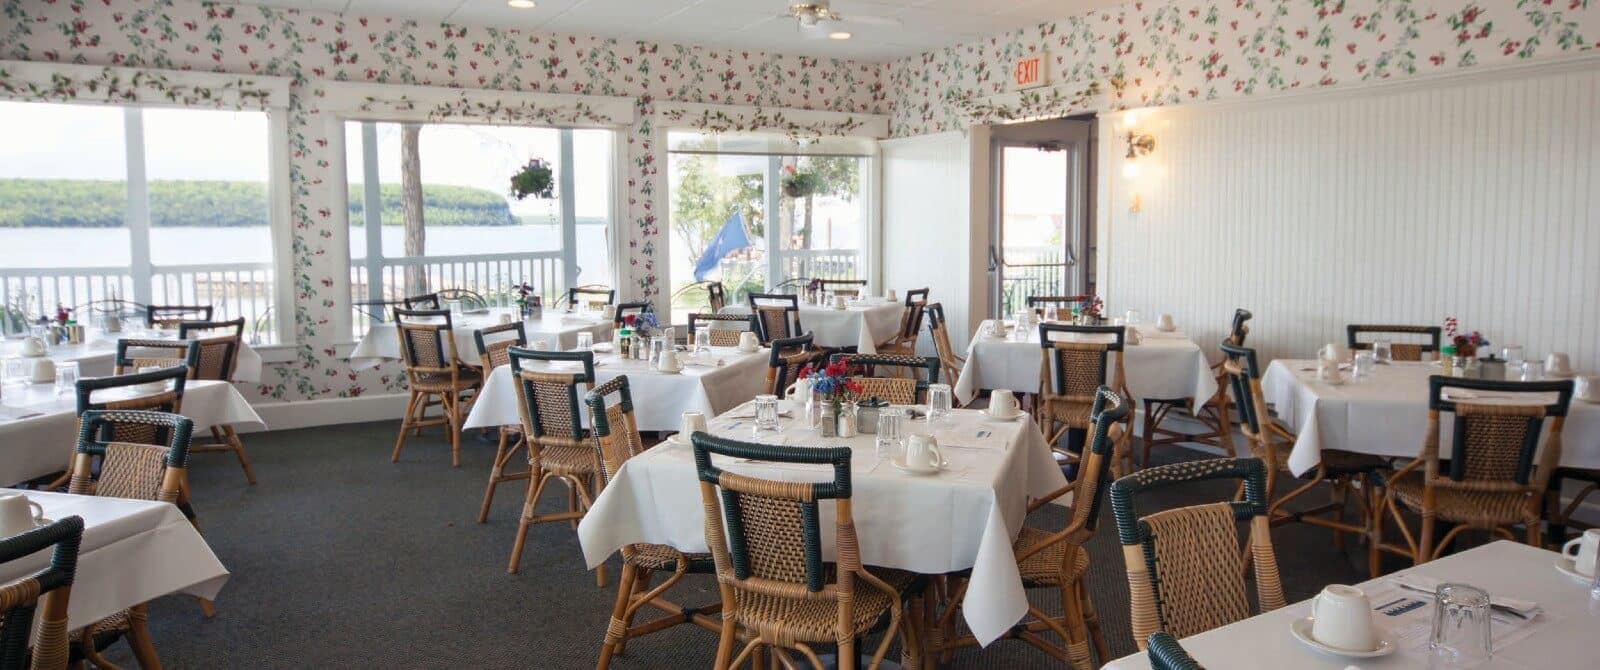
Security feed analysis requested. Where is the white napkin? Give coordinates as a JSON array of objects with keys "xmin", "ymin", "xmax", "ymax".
[{"xmin": 1390, "ymin": 573, "xmax": 1541, "ymax": 617}]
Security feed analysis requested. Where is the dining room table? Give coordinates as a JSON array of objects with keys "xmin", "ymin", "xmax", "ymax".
[
  {"xmin": 3, "ymin": 328, "xmax": 265, "ymax": 382},
  {"xmin": 953, "ymin": 320, "xmax": 1217, "ymax": 408},
  {"xmin": 1103, "ymin": 540, "xmax": 1600, "ymax": 669},
  {"xmin": 576, "ymin": 403, "xmax": 1066, "ymax": 647},
  {"xmin": 0, "ymin": 489, "xmax": 230, "ymax": 630},
  {"xmin": 0, "ymin": 378, "xmax": 265, "ymax": 485},
  {"xmin": 1260, "ymin": 360, "xmax": 1600, "ymax": 476},
  {"xmin": 721, "ymin": 298, "xmax": 904, "ymax": 353},
  {"xmin": 462, "ymin": 344, "xmax": 773, "ymax": 432},
  {"xmin": 347, "ymin": 307, "xmax": 614, "ymax": 370}
]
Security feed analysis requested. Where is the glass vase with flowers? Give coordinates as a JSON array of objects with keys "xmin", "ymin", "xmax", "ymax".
[{"xmin": 800, "ymin": 360, "xmax": 864, "ymax": 437}]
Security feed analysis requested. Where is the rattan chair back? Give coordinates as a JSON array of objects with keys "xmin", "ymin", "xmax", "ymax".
[
  {"xmin": 175, "ymin": 318, "xmax": 246, "ymax": 381},
  {"xmin": 68, "ymin": 410, "xmax": 193, "ymax": 505},
  {"xmin": 402, "ymin": 293, "xmax": 441, "ymax": 310},
  {"xmin": 1146, "ymin": 632, "xmax": 1205, "ymax": 670},
  {"xmin": 1109, "ymin": 458, "xmax": 1284, "ymax": 647},
  {"xmin": 1039, "ymin": 323, "xmax": 1125, "ymax": 402},
  {"xmin": 1218, "ymin": 343, "xmax": 1284, "ymax": 469},
  {"xmin": 924, "ymin": 303, "xmax": 963, "ymax": 385},
  {"xmin": 584, "ymin": 376, "xmax": 644, "ymax": 486},
  {"xmin": 113, "ymin": 338, "xmax": 200, "ymax": 376},
  {"xmin": 705, "ymin": 281, "xmax": 727, "ymax": 313},
  {"xmin": 765, "ymin": 333, "xmax": 821, "ymax": 395},
  {"xmin": 77, "ymin": 366, "xmax": 190, "ymax": 449},
  {"xmin": 807, "ymin": 279, "xmax": 867, "ymax": 301},
  {"xmin": 177, "ymin": 318, "xmax": 245, "ymax": 340},
  {"xmin": 1224, "ymin": 309, "xmax": 1252, "ymax": 347},
  {"xmin": 393, "ymin": 307, "xmax": 465, "ymax": 381},
  {"xmin": 509, "ymin": 348, "xmax": 596, "ymax": 451},
  {"xmin": 145, "ymin": 305, "xmax": 212, "ymax": 329},
  {"xmin": 1345, "ymin": 324, "xmax": 1442, "ymax": 361},
  {"xmin": 613, "ymin": 302, "xmax": 652, "ymax": 327},
  {"xmin": 828, "ymin": 353, "xmax": 940, "ymax": 405},
  {"xmin": 1425, "ymin": 376, "xmax": 1573, "ymax": 492},
  {"xmin": 473, "ymin": 321, "xmax": 528, "ymax": 371},
  {"xmin": 1069, "ymin": 388, "xmax": 1129, "ymax": 536},
  {"xmin": 568, "ymin": 285, "xmax": 616, "ymax": 310},
  {"xmin": 747, "ymin": 293, "xmax": 801, "ymax": 345},
  {"xmin": 892, "ymin": 295, "xmax": 928, "ymax": 343},
  {"xmin": 0, "ymin": 516, "xmax": 84, "ymax": 670},
  {"xmin": 688, "ymin": 312, "xmax": 755, "ymax": 348}
]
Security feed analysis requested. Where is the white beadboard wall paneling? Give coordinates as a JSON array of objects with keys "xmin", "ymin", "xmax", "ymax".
[
  {"xmin": 881, "ymin": 131, "xmax": 974, "ymax": 353},
  {"xmin": 1101, "ymin": 65, "xmax": 1599, "ymax": 373}
]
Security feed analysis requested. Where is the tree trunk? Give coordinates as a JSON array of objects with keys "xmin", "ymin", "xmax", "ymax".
[{"xmin": 400, "ymin": 123, "xmax": 427, "ymax": 297}]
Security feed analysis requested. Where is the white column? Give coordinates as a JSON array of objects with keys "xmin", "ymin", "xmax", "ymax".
[
  {"xmin": 559, "ymin": 129, "xmax": 578, "ymax": 290},
  {"xmin": 123, "ymin": 107, "xmax": 153, "ymax": 306}
]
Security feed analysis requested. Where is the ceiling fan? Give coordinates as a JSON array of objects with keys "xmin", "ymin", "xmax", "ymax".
[{"xmin": 781, "ymin": 2, "xmax": 901, "ymax": 40}]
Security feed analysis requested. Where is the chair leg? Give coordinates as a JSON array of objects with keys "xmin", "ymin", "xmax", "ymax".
[
  {"xmin": 1140, "ymin": 399, "xmax": 1156, "ymax": 467},
  {"xmin": 1080, "ymin": 581, "xmax": 1108, "ymax": 664},
  {"xmin": 713, "ymin": 617, "xmax": 740, "ymax": 670},
  {"xmin": 1058, "ymin": 585, "xmax": 1093, "ymax": 670},
  {"xmin": 444, "ymin": 392, "xmax": 462, "ymax": 468},
  {"xmin": 1417, "ymin": 512, "xmax": 1436, "ymax": 566},
  {"xmin": 221, "ymin": 425, "xmax": 256, "ymax": 485},
  {"xmin": 478, "ymin": 430, "xmax": 515, "ymax": 523},
  {"xmin": 127, "ymin": 604, "xmax": 162, "ymax": 670},
  {"xmin": 196, "ymin": 597, "xmax": 215, "ymax": 618},
  {"xmin": 1368, "ymin": 485, "xmax": 1384, "ymax": 577},
  {"xmin": 391, "ymin": 391, "xmax": 420, "ymax": 463},
  {"xmin": 597, "ymin": 563, "xmax": 641, "ymax": 670},
  {"xmin": 508, "ymin": 471, "xmax": 548, "ymax": 574}
]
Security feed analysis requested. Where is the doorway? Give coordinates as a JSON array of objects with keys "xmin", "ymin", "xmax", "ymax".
[{"xmin": 988, "ymin": 117, "xmax": 1096, "ymax": 318}]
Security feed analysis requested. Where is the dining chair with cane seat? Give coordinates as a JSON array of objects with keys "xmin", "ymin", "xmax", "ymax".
[
  {"xmin": 1546, "ymin": 466, "xmax": 1600, "ymax": 547},
  {"xmin": 937, "ymin": 387, "xmax": 1129, "ymax": 668},
  {"xmin": 176, "ymin": 318, "xmax": 245, "ymax": 341},
  {"xmin": 1140, "ymin": 309, "xmax": 1249, "ymax": 467},
  {"xmin": 806, "ymin": 278, "xmax": 867, "ymax": 302},
  {"xmin": 691, "ymin": 433, "xmax": 925, "ymax": 670},
  {"xmin": 704, "ymin": 281, "xmax": 727, "ymax": 313},
  {"xmin": 68, "ymin": 410, "xmax": 195, "ymax": 669},
  {"xmin": 1146, "ymin": 632, "xmax": 1205, "ymax": 670},
  {"xmin": 1026, "ymin": 295, "xmax": 1091, "ymax": 320},
  {"xmin": 765, "ymin": 333, "xmax": 823, "ymax": 396},
  {"xmin": 1346, "ymin": 324, "xmax": 1443, "ymax": 361},
  {"xmin": 391, "ymin": 308, "xmax": 483, "ymax": 468},
  {"xmin": 49, "ymin": 365, "xmax": 194, "ymax": 492},
  {"xmin": 402, "ymin": 293, "xmax": 440, "ymax": 310},
  {"xmin": 144, "ymin": 305, "xmax": 211, "ymax": 330},
  {"xmin": 0, "ymin": 515, "xmax": 83, "ymax": 670},
  {"xmin": 473, "ymin": 322, "xmax": 529, "ymax": 524},
  {"xmin": 827, "ymin": 353, "xmax": 940, "ymax": 406},
  {"xmin": 568, "ymin": 285, "xmax": 616, "ymax": 310},
  {"xmin": 174, "ymin": 319, "xmax": 256, "ymax": 485},
  {"xmin": 505, "ymin": 348, "xmax": 603, "ymax": 582},
  {"xmin": 687, "ymin": 313, "xmax": 756, "ymax": 348},
  {"xmin": 1220, "ymin": 343, "xmax": 1385, "ymax": 558},
  {"xmin": 587, "ymin": 376, "xmax": 721, "ymax": 669},
  {"xmin": 1110, "ymin": 457, "xmax": 1286, "ymax": 650},
  {"xmin": 875, "ymin": 289, "xmax": 927, "ymax": 357},
  {"xmin": 747, "ymin": 293, "xmax": 803, "ymax": 346},
  {"xmin": 1038, "ymin": 323, "xmax": 1134, "ymax": 476},
  {"xmin": 924, "ymin": 303, "xmax": 964, "ymax": 392},
  {"xmin": 1374, "ymin": 375, "xmax": 1574, "ymax": 567},
  {"xmin": 112, "ymin": 339, "xmax": 200, "ymax": 376},
  {"xmin": 613, "ymin": 302, "xmax": 652, "ymax": 327}
]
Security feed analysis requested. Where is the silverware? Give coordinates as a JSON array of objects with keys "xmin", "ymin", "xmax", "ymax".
[{"xmin": 1391, "ymin": 581, "xmax": 1530, "ymax": 620}]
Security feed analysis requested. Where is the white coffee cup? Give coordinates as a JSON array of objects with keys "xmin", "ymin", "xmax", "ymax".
[
  {"xmin": 1309, "ymin": 584, "xmax": 1378, "ymax": 652},
  {"xmin": 902, "ymin": 434, "xmax": 943, "ymax": 473},
  {"xmin": 30, "ymin": 359, "xmax": 55, "ymax": 384},
  {"xmin": 783, "ymin": 377, "xmax": 813, "ymax": 403},
  {"xmin": 600, "ymin": 305, "xmax": 617, "ymax": 321},
  {"xmin": 886, "ymin": 290, "xmax": 898, "ymax": 303},
  {"xmin": 656, "ymin": 348, "xmax": 682, "ymax": 373},
  {"xmin": 1156, "ymin": 313, "xmax": 1176, "ymax": 332},
  {"xmin": 832, "ymin": 295, "xmax": 847, "ymax": 310},
  {"xmin": 1574, "ymin": 375, "xmax": 1599, "ymax": 402},
  {"xmin": 678, "ymin": 411, "xmax": 707, "ymax": 443},
  {"xmin": 530, "ymin": 340, "xmax": 551, "ymax": 351},
  {"xmin": 498, "ymin": 312, "xmax": 515, "ymax": 325},
  {"xmin": 737, "ymin": 332, "xmax": 760, "ymax": 352},
  {"xmin": 988, "ymin": 389, "xmax": 1019, "ymax": 418},
  {"xmin": 1545, "ymin": 352, "xmax": 1574, "ymax": 377},
  {"xmin": 19, "ymin": 336, "xmax": 47, "ymax": 357},
  {"xmin": 0, "ymin": 492, "xmax": 45, "ymax": 537},
  {"xmin": 1562, "ymin": 528, "xmax": 1600, "ymax": 577}
]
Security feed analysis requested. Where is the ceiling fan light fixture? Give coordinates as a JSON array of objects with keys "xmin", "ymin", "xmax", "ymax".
[{"xmin": 506, "ymin": 0, "xmax": 536, "ymax": 8}]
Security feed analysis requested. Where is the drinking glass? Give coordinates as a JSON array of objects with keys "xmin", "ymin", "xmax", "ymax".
[
  {"xmin": 649, "ymin": 336, "xmax": 667, "ymax": 365},
  {"xmin": 1352, "ymin": 351, "xmax": 1377, "ymax": 381},
  {"xmin": 1502, "ymin": 345, "xmax": 1524, "ymax": 367},
  {"xmin": 1124, "ymin": 310, "xmax": 1141, "ymax": 325},
  {"xmin": 1373, "ymin": 339, "xmax": 1394, "ymax": 365},
  {"xmin": 753, "ymin": 395, "xmax": 781, "ymax": 432},
  {"xmin": 1428, "ymin": 583, "xmax": 1492, "ymax": 668},
  {"xmin": 875, "ymin": 408, "xmax": 905, "ymax": 460},
  {"xmin": 575, "ymin": 332, "xmax": 594, "ymax": 352},
  {"xmin": 927, "ymin": 383, "xmax": 953, "ymax": 425},
  {"xmin": 1520, "ymin": 361, "xmax": 1543, "ymax": 382},
  {"xmin": 694, "ymin": 329, "xmax": 711, "ymax": 354},
  {"xmin": 54, "ymin": 361, "xmax": 79, "ymax": 397}
]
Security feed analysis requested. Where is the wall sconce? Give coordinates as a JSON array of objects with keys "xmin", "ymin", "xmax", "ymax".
[{"xmin": 1122, "ymin": 128, "xmax": 1155, "ymax": 214}]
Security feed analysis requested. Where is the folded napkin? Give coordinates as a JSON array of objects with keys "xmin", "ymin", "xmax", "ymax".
[{"xmin": 1390, "ymin": 573, "xmax": 1541, "ymax": 617}]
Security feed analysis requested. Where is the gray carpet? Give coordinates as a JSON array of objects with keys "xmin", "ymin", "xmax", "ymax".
[{"xmin": 100, "ymin": 419, "xmax": 1385, "ymax": 668}]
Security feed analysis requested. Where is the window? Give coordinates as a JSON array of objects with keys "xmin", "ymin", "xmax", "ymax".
[
  {"xmin": 0, "ymin": 100, "xmax": 278, "ymax": 341},
  {"xmin": 345, "ymin": 121, "xmax": 615, "ymax": 336},
  {"xmin": 666, "ymin": 132, "xmax": 870, "ymax": 324}
]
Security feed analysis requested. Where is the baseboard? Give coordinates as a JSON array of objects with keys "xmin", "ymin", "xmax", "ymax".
[{"xmin": 242, "ymin": 393, "xmax": 410, "ymax": 433}]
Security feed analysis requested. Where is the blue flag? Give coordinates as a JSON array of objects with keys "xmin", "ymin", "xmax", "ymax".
[{"xmin": 693, "ymin": 210, "xmax": 751, "ymax": 282}]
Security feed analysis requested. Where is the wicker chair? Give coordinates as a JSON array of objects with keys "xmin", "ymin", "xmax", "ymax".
[
  {"xmin": 806, "ymin": 279, "xmax": 867, "ymax": 302},
  {"xmin": 875, "ymin": 288, "xmax": 927, "ymax": 357},
  {"xmin": 1110, "ymin": 458, "xmax": 1286, "ymax": 649},
  {"xmin": 568, "ymin": 285, "xmax": 616, "ymax": 310},
  {"xmin": 68, "ymin": 410, "xmax": 196, "ymax": 669},
  {"xmin": 688, "ymin": 313, "xmax": 756, "ymax": 348},
  {"xmin": 1140, "ymin": 309, "xmax": 1248, "ymax": 466},
  {"xmin": 1146, "ymin": 632, "xmax": 1205, "ymax": 670},
  {"xmin": 1027, "ymin": 296, "xmax": 1091, "ymax": 320},
  {"xmin": 505, "ymin": 348, "xmax": 603, "ymax": 580},
  {"xmin": 1037, "ymin": 324, "xmax": 1133, "ymax": 476},
  {"xmin": 765, "ymin": 333, "xmax": 823, "ymax": 396},
  {"xmin": 613, "ymin": 302, "xmax": 651, "ymax": 327},
  {"xmin": 587, "ymin": 376, "xmax": 721, "ymax": 669},
  {"xmin": 473, "ymin": 322, "xmax": 530, "ymax": 524},
  {"xmin": 112, "ymin": 338, "xmax": 200, "ymax": 376},
  {"xmin": 938, "ymin": 387, "xmax": 1128, "ymax": 668},
  {"xmin": 175, "ymin": 319, "xmax": 256, "ymax": 485},
  {"xmin": 402, "ymin": 293, "xmax": 440, "ymax": 310},
  {"xmin": 747, "ymin": 293, "xmax": 802, "ymax": 346},
  {"xmin": 690, "ymin": 433, "xmax": 924, "ymax": 670},
  {"xmin": 924, "ymin": 303, "xmax": 965, "ymax": 392},
  {"xmin": 1546, "ymin": 466, "xmax": 1600, "ymax": 547},
  {"xmin": 828, "ymin": 353, "xmax": 940, "ymax": 406},
  {"xmin": 176, "ymin": 318, "xmax": 245, "ymax": 340},
  {"xmin": 144, "ymin": 305, "xmax": 211, "ymax": 329},
  {"xmin": 390, "ymin": 308, "xmax": 483, "ymax": 468},
  {"xmin": 1374, "ymin": 376, "xmax": 1574, "ymax": 566},
  {"xmin": 76, "ymin": 366, "xmax": 190, "ymax": 443},
  {"xmin": 1346, "ymin": 324, "xmax": 1443, "ymax": 361},
  {"xmin": 1221, "ymin": 343, "xmax": 1385, "ymax": 558},
  {"xmin": 0, "ymin": 516, "xmax": 83, "ymax": 670},
  {"xmin": 704, "ymin": 281, "xmax": 727, "ymax": 313}
]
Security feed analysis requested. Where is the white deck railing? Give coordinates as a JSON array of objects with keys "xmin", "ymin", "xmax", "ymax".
[
  {"xmin": 350, "ymin": 251, "xmax": 565, "ymax": 335},
  {"xmin": 2, "ymin": 263, "xmax": 277, "ymax": 342}
]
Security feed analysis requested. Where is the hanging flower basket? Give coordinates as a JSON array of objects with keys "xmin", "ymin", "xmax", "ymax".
[
  {"xmin": 509, "ymin": 158, "xmax": 555, "ymax": 200},
  {"xmin": 781, "ymin": 171, "xmax": 824, "ymax": 198}
]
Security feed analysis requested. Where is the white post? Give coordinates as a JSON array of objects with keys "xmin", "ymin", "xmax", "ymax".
[
  {"xmin": 559, "ymin": 129, "xmax": 578, "ymax": 291},
  {"xmin": 361, "ymin": 122, "xmax": 384, "ymax": 306},
  {"xmin": 124, "ymin": 107, "xmax": 153, "ymax": 307},
  {"xmin": 764, "ymin": 156, "xmax": 782, "ymax": 290}
]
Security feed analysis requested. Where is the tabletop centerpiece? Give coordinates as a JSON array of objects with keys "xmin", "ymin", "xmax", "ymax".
[
  {"xmin": 1442, "ymin": 316, "xmax": 1489, "ymax": 374},
  {"xmin": 621, "ymin": 312, "xmax": 663, "ymax": 362},
  {"xmin": 800, "ymin": 359, "xmax": 864, "ymax": 438},
  {"xmin": 512, "ymin": 282, "xmax": 542, "ymax": 319}
]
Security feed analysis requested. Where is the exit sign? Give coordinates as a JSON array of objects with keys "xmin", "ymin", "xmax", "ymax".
[{"xmin": 1013, "ymin": 55, "xmax": 1047, "ymax": 90}]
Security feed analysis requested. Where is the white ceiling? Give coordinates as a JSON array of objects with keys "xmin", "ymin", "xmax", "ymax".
[{"xmin": 227, "ymin": 0, "xmax": 1124, "ymax": 61}]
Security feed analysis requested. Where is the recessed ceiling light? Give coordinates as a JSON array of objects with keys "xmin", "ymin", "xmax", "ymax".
[
  {"xmin": 828, "ymin": 31, "xmax": 852, "ymax": 40},
  {"xmin": 507, "ymin": 0, "xmax": 536, "ymax": 8}
]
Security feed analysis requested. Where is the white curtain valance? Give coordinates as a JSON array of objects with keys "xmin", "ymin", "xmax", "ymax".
[
  {"xmin": 0, "ymin": 60, "xmax": 292, "ymax": 110},
  {"xmin": 321, "ymin": 81, "xmax": 635, "ymax": 128},
  {"xmin": 656, "ymin": 102, "xmax": 887, "ymax": 155}
]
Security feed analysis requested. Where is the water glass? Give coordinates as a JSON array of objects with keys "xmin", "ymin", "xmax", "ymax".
[
  {"xmin": 1124, "ymin": 310, "xmax": 1141, "ymax": 325},
  {"xmin": 1373, "ymin": 339, "xmax": 1394, "ymax": 364},
  {"xmin": 875, "ymin": 408, "xmax": 905, "ymax": 460},
  {"xmin": 753, "ymin": 394, "xmax": 781, "ymax": 432},
  {"xmin": 1501, "ymin": 345, "xmax": 1524, "ymax": 367},
  {"xmin": 1520, "ymin": 361, "xmax": 1543, "ymax": 382},
  {"xmin": 927, "ymin": 383, "xmax": 953, "ymax": 425},
  {"xmin": 575, "ymin": 331, "xmax": 594, "ymax": 351},
  {"xmin": 694, "ymin": 329, "xmax": 711, "ymax": 354},
  {"xmin": 1428, "ymin": 583, "xmax": 1492, "ymax": 668},
  {"xmin": 1352, "ymin": 351, "xmax": 1377, "ymax": 381},
  {"xmin": 54, "ymin": 361, "xmax": 79, "ymax": 397}
]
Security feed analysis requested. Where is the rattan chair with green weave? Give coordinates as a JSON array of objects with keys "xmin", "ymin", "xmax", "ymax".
[
  {"xmin": 937, "ymin": 386, "xmax": 1129, "ymax": 668},
  {"xmin": 924, "ymin": 303, "xmax": 965, "ymax": 392},
  {"xmin": 1038, "ymin": 323, "xmax": 1134, "ymax": 476},
  {"xmin": 1374, "ymin": 375, "xmax": 1574, "ymax": 567},
  {"xmin": 1146, "ymin": 632, "xmax": 1205, "ymax": 670},
  {"xmin": 874, "ymin": 288, "xmax": 927, "ymax": 356},
  {"xmin": 391, "ymin": 307, "xmax": 483, "ymax": 467},
  {"xmin": 1140, "ymin": 309, "xmax": 1248, "ymax": 467},
  {"xmin": 176, "ymin": 318, "xmax": 256, "ymax": 485},
  {"xmin": 0, "ymin": 515, "xmax": 83, "ymax": 670},
  {"xmin": 68, "ymin": 410, "xmax": 195, "ymax": 669},
  {"xmin": 827, "ymin": 353, "xmax": 940, "ymax": 406},
  {"xmin": 1110, "ymin": 457, "xmax": 1286, "ymax": 651},
  {"xmin": 1345, "ymin": 324, "xmax": 1442, "ymax": 361},
  {"xmin": 505, "ymin": 347, "xmax": 603, "ymax": 582},
  {"xmin": 764, "ymin": 333, "xmax": 822, "ymax": 396},
  {"xmin": 687, "ymin": 312, "xmax": 756, "ymax": 348},
  {"xmin": 112, "ymin": 338, "xmax": 200, "ymax": 376},
  {"xmin": 587, "ymin": 376, "xmax": 721, "ymax": 669},
  {"xmin": 474, "ymin": 321, "xmax": 529, "ymax": 524},
  {"xmin": 691, "ymin": 433, "xmax": 925, "ymax": 670}
]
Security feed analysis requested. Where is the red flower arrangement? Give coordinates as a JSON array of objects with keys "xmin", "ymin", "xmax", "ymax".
[
  {"xmin": 1443, "ymin": 316, "xmax": 1489, "ymax": 357},
  {"xmin": 799, "ymin": 360, "xmax": 864, "ymax": 404}
]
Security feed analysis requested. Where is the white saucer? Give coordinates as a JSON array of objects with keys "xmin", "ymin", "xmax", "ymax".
[
  {"xmin": 736, "ymin": 347, "xmax": 761, "ymax": 354},
  {"xmin": 982, "ymin": 409, "xmax": 1024, "ymax": 422},
  {"xmin": 655, "ymin": 367, "xmax": 683, "ymax": 375},
  {"xmin": 1546, "ymin": 370, "xmax": 1576, "ymax": 379},
  {"xmin": 1288, "ymin": 618, "xmax": 1395, "ymax": 658},
  {"xmin": 1156, "ymin": 325, "xmax": 1177, "ymax": 333},
  {"xmin": 1554, "ymin": 555, "xmax": 1595, "ymax": 584},
  {"xmin": 889, "ymin": 460, "xmax": 943, "ymax": 476}
]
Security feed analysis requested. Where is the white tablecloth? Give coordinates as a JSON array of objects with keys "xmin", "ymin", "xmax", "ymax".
[
  {"xmin": 1104, "ymin": 541, "xmax": 1595, "ymax": 669},
  {"xmin": 954, "ymin": 321, "xmax": 1217, "ymax": 407},
  {"xmin": 463, "ymin": 346, "xmax": 772, "ymax": 432},
  {"xmin": 577, "ymin": 406, "xmax": 1066, "ymax": 646},
  {"xmin": 1261, "ymin": 360, "xmax": 1600, "ymax": 476},
  {"xmin": 0, "ymin": 380, "xmax": 266, "ymax": 485},
  {"xmin": 4, "ymin": 332, "xmax": 264, "ymax": 382},
  {"xmin": 349, "ymin": 309, "xmax": 613, "ymax": 370},
  {"xmin": 723, "ymin": 300, "xmax": 903, "ymax": 353},
  {"xmin": 0, "ymin": 490, "xmax": 229, "ymax": 629}
]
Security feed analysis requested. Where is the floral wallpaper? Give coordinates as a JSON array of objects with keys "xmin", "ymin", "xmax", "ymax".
[
  {"xmin": 0, "ymin": 0, "xmax": 883, "ymax": 402},
  {"xmin": 886, "ymin": 0, "xmax": 1598, "ymax": 137}
]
